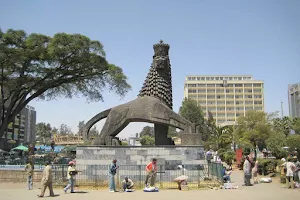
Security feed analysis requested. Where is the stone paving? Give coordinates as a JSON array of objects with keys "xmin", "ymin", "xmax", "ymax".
[{"xmin": 1, "ymin": 171, "xmax": 299, "ymax": 200}]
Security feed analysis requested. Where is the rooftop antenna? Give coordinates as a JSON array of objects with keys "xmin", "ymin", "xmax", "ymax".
[{"xmin": 281, "ymin": 101, "xmax": 284, "ymax": 118}]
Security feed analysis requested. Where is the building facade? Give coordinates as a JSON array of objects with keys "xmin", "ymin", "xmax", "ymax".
[
  {"xmin": 288, "ymin": 83, "xmax": 300, "ymax": 118},
  {"xmin": 0, "ymin": 105, "xmax": 36, "ymax": 150},
  {"xmin": 184, "ymin": 75, "xmax": 264, "ymax": 126}
]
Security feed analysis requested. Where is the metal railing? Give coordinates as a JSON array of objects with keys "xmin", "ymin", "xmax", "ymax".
[{"xmin": 0, "ymin": 162, "xmax": 223, "ymax": 189}]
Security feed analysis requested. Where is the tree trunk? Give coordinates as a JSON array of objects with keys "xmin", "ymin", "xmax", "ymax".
[{"xmin": 0, "ymin": 120, "xmax": 8, "ymax": 139}]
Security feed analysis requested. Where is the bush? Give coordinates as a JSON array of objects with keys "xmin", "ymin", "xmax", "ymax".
[{"xmin": 257, "ymin": 158, "xmax": 281, "ymax": 175}]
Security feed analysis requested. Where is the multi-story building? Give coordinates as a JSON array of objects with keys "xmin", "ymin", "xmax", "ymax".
[
  {"xmin": 288, "ymin": 83, "xmax": 300, "ymax": 118},
  {"xmin": 184, "ymin": 75, "xmax": 264, "ymax": 126},
  {"xmin": 0, "ymin": 105, "xmax": 36, "ymax": 150}
]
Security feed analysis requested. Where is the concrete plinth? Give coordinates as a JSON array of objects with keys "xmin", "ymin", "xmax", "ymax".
[{"xmin": 76, "ymin": 145, "xmax": 205, "ymax": 166}]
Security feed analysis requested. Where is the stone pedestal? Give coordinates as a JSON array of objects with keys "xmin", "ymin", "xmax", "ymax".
[
  {"xmin": 76, "ymin": 146, "xmax": 205, "ymax": 166},
  {"xmin": 154, "ymin": 124, "xmax": 173, "ymax": 145}
]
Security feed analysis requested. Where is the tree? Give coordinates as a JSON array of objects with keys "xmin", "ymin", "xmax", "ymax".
[
  {"xmin": 234, "ymin": 110, "xmax": 271, "ymax": 150},
  {"xmin": 179, "ymin": 98, "xmax": 208, "ymax": 140},
  {"xmin": 89, "ymin": 125, "xmax": 99, "ymax": 136},
  {"xmin": 168, "ymin": 126, "xmax": 178, "ymax": 138},
  {"xmin": 292, "ymin": 117, "xmax": 300, "ymax": 134},
  {"xmin": 58, "ymin": 124, "xmax": 72, "ymax": 135},
  {"xmin": 206, "ymin": 125, "xmax": 233, "ymax": 152},
  {"xmin": 140, "ymin": 135, "xmax": 155, "ymax": 146},
  {"xmin": 286, "ymin": 134, "xmax": 300, "ymax": 152},
  {"xmin": 265, "ymin": 131, "xmax": 287, "ymax": 159},
  {"xmin": 139, "ymin": 126, "xmax": 154, "ymax": 137},
  {"xmin": 0, "ymin": 29, "xmax": 131, "ymax": 140},
  {"xmin": 272, "ymin": 116, "xmax": 292, "ymax": 136},
  {"xmin": 36, "ymin": 122, "xmax": 52, "ymax": 143},
  {"xmin": 77, "ymin": 121, "xmax": 85, "ymax": 136}
]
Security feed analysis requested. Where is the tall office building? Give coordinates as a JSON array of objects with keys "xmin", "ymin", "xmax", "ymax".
[
  {"xmin": 184, "ymin": 75, "xmax": 264, "ymax": 126},
  {"xmin": 0, "ymin": 105, "xmax": 36, "ymax": 150},
  {"xmin": 288, "ymin": 83, "xmax": 300, "ymax": 118}
]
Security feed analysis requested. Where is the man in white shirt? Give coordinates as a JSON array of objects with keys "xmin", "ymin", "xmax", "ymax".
[{"xmin": 286, "ymin": 158, "xmax": 296, "ymax": 189}]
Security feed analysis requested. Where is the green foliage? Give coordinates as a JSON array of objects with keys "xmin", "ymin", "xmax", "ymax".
[
  {"xmin": 257, "ymin": 158, "xmax": 281, "ymax": 175},
  {"xmin": 286, "ymin": 134, "xmax": 300, "ymax": 152},
  {"xmin": 272, "ymin": 117, "xmax": 292, "ymax": 136},
  {"xmin": 140, "ymin": 135, "xmax": 155, "ymax": 146},
  {"xmin": 168, "ymin": 126, "xmax": 178, "ymax": 138},
  {"xmin": 206, "ymin": 125, "xmax": 233, "ymax": 151},
  {"xmin": 139, "ymin": 126, "xmax": 154, "ymax": 137},
  {"xmin": 179, "ymin": 98, "xmax": 208, "ymax": 141},
  {"xmin": 220, "ymin": 151, "xmax": 235, "ymax": 165},
  {"xmin": 36, "ymin": 122, "xmax": 56, "ymax": 144},
  {"xmin": 121, "ymin": 141, "xmax": 128, "ymax": 146},
  {"xmin": 58, "ymin": 124, "xmax": 73, "ymax": 135},
  {"xmin": 265, "ymin": 131, "xmax": 287, "ymax": 159},
  {"xmin": 0, "ymin": 28, "xmax": 131, "ymax": 139},
  {"xmin": 292, "ymin": 117, "xmax": 300, "ymax": 134},
  {"xmin": 235, "ymin": 110, "xmax": 271, "ymax": 149}
]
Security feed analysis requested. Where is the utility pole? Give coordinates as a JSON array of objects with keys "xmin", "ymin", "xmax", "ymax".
[{"xmin": 281, "ymin": 101, "xmax": 284, "ymax": 118}]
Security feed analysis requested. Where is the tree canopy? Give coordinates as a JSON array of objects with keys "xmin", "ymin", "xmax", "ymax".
[
  {"xmin": 0, "ymin": 29, "xmax": 131, "ymax": 139},
  {"xmin": 234, "ymin": 110, "xmax": 271, "ymax": 149},
  {"xmin": 179, "ymin": 98, "xmax": 209, "ymax": 140}
]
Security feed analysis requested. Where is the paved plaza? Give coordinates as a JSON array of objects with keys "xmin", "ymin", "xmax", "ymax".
[
  {"xmin": 1, "ymin": 171, "xmax": 299, "ymax": 200},
  {"xmin": 0, "ymin": 171, "xmax": 300, "ymax": 200}
]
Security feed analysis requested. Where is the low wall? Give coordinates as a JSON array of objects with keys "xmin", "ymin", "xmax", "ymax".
[
  {"xmin": 76, "ymin": 145, "xmax": 205, "ymax": 166},
  {"xmin": 0, "ymin": 170, "xmax": 43, "ymax": 183}
]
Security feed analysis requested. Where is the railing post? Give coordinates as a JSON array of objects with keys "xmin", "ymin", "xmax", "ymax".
[
  {"xmin": 160, "ymin": 165, "xmax": 163, "ymax": 188},
  {"xmin": 139, "ymin": 165, "xmax": 142, "ymax": 189},
  {"xmin": 198, "ymin": 165, "xmax": 201, "ymax": 189}
]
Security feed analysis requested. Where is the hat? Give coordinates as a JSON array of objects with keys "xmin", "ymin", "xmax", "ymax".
[{"xmin": 68, "ymin": 161, "xmax": 75, "ymax": 165}]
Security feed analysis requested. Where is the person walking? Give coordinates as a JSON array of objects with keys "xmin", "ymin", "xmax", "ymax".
[
  {"xmin": 38, "ymin": 161, "xmax": 55, "ymax": 198},
  {"xmin": 108, "ymin": 159, "xmax": 119, "ymax": 192},
  {"xmin": 64, "ymin": 161, "xmax": 77, "ymax": 193},
  {"xmin": 25, "ymin": 160, "xmax": 34, "ymax": 190},
  {"xmin": 286, "ymin": 157, "xmax": 296, "ymax": 189},
  {"xmin": 145, "ymin": 158, "xmax": 158, "ymax": 187},
  {"xmin": 243, "ymin": 156, "xmax": 252, "ymax": 186}
]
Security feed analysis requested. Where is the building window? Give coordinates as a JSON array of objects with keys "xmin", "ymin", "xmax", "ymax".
[
  {"xmin": 246, "ymin": 95, "xmax": 252, "ymax": 99},
  {"xmin": 235, "ymin": 84, "xmax": 243, "ymax": 87},
  {"xmin": 226, "ymin": 101, "xmax": 234, "ymax": 105},
  {"xmin": 188, "ymin": 84, "xmax": 197, "ymax": 87},
  {"xmin": 198, "ymin": 89, "xmax": 205, "ymax": 93},
  {"xmin": 254, "ymin": 95, "xmax": 262, "ymax": 99},
  {"xmin": 220, "ymin": 77, "xmax": 223, "ymax": 80},
  {"xmin": 216, "ymin": 84, "xmax": 223, "ymax": 87},
  {"xmin": 207, "ymin": 84, "xmax": 215, "ymax": 87},
  {"xmin": 246, "ymin": 107, "xmax": 253, "ymax": 111},
  {"xmin": 253, "ymin": 89, "xmax": 261, "ymax": 93},
  {"xmin": 247, "ymin": 89, "xmax": 252, "ymax": 93},
  {"xmin": 198, "ymin": 84, "xmax": 206, "ymax": 87},
  {"xmin": 244, "ymin": 84, "xmax": 252, "ymax": 87},
  {"xmin": 216, "ymin": 77, "xmax": 219, "ymax": 80},
  {"xmin": 238, "ymin": 77, "xmax": 242, "ymax": 80},
  {"xmin": 254, "ymin": 101, "xmax": 262, "ymax": 105},
  {"xmin": 207, "ymin": 90, "xmax": 215, "ymax": 93},
  {"xmin": 207, "ymin": 95, "xmax": 215, "ymax": 99},
  {"xmin": 201, "ymin": 77, "xmax": 205, "ymax": 80},
  {"xmin": 188, "ymin": 89, "xmax": 197, "ymax": 93},
  {"xmin": 254, "ymin": 107, "xmax": 263, "ymax": 110},
  {"xmin": 253, "ymin": 84, "xmax": 261, "ymax": 87},
  {"xmin": 229, "ymin": 77, "xmax": 233, "ymax": 80}
]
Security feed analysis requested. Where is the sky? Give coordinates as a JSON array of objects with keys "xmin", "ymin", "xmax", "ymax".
[{"xmin": 0, "ymin": 0, "xmax": 299, "ymax": 139}]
